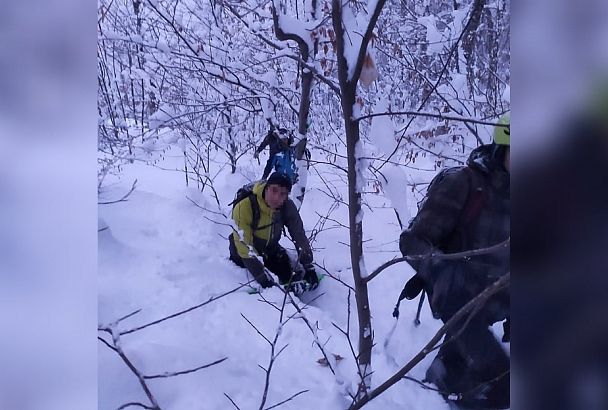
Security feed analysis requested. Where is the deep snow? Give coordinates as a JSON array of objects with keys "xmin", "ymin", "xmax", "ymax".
[{"xmin": 98, "ymin": 144, "xmax": 501, "ymax": 410}]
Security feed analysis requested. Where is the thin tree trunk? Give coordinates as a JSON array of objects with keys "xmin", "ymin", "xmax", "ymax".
[
  {"xmin": 332, "ymin": 1, "xmax": 374, "ymax": 396},
  {"xmin": 272, "ymin": 1, "xmax": 317, "ymax": 208}
]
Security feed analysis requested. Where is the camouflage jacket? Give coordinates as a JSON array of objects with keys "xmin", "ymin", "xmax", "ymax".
[{"xmin": 400, "ymin": 144, "xmax": 510, "ymax": 319}]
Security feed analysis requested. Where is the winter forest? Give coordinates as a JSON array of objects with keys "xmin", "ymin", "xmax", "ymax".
[{"xmin": 98, "ymin": 0, "xmax": 510, "ymax": 409}]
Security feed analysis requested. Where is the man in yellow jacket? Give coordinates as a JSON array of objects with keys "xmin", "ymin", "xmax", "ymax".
[{"xmin": 229, "ymin": 172, "xmax": 318, "ymax": 291}]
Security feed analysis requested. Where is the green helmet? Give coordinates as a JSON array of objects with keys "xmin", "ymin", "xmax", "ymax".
[{"xmin": 493, "ymin": 113, "xmax": 510, "ymax": 146}]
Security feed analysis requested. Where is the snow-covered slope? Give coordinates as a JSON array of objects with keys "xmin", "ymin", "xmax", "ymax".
[{"xmin": 98, "ymin": 149, "xmax": 453, "ymax": 410}]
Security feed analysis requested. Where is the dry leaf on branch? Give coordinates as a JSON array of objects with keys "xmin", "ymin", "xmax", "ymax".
[{"xmin": 317, "ymin": 353, "xmax": 344, "ymax": 366}]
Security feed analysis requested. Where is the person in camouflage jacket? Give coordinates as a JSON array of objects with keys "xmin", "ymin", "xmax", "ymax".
[
  {"xmin": 399, "ymin": 115, "xmax": 510, "ymax": 409},
  {"xmin": 229, "ymin": 172, "xmax": 318, "ymax": 291}
]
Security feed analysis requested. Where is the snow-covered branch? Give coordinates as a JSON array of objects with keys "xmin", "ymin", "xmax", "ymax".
[{"xmin": 355, "ymin": 111, "xmax": 509, "ymax": 128}]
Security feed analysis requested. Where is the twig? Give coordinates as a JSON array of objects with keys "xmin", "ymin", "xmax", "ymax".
[
  {"xmin": 365, "ymin": 238, "xmax": 509, "ymax": 283},
  {"xmin": 98, "ymin": 335, "xmax": 118, "ymax": 353},
  {"xmin": 144, "ymin": 357, "xmax": 228, "ymax": 379},
  {"xmin": 402, "ymin": 375, "xmax": 443, "ymax": 392},
  {"xmin": 116, "ymin": 402, "xmax": 156, "ymax": 410},
  {"xmin": 280, "ymin": 286, "xmax": 337, "ymax": 375},
  {"xmin": 120, "ymin": 281, "xmax": 254, "ymax": 335},
  {"xmin": 376, "ymin": 2, "xmax": 485, "ymax": 173},
  {"xmin": 333, "ymin": 289, "xmax": 367, "ymax": 397},
  {"xmin": 316, "ymin": 262, "xmax": 355, "ymax": 292},
  {"xmin": 115, "ymin": 308, "xmax": 143, "ymax": 324},
  {"xmin": 258, "ymin": 289, "xmax": 290, "ymax": 410},
  {"xmin": 242, "ymin": 313, "xmax": 273, "ymax": 346},
  {"xmin": 224, "ymin": 393, "xmax": 242, "ymax": 410},
  {"xmin": 99, "ymin": 327, "xmax": 161, "ymax": 409},
  {"xmin": 354, "ymin": 111, "xmax": 508, "ymax": 128},
  {"xmin": 99, "ymin": 179, "xmax": 138, "ymax": 205},
  {"xmin": 263, "ymin": 389, "xmax": 309, "ymax": 410}
]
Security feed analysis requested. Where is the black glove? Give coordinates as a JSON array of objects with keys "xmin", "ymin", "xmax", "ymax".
[
  {"xmin": 403, "ymin": 274, "xmax": 425, "ymax": 300},
  {"xmin": 243, "ymin": 257, "xmax": 275, "ymax": 288},
  {"xmin": 303, "ymin": 263, "xmax": 319, "ymax": 290}
]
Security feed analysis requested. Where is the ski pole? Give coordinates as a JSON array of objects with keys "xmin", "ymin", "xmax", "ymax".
[{"xmin": 414, "ymin": 290, "xmax": 425, "ymax": 326}]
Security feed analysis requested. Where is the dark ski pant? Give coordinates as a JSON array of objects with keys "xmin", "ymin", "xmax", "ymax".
[
  {"xmin": 229, "ymin": 241, "xmax": 293, "ymax": 285},
  {"xmin": 427, "ymin": 314, "xmax": 510, "ymax": 409}
]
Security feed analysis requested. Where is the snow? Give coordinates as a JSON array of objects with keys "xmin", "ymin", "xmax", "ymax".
[
  {"xmin": 369, "ymin": 97, "xmax": 395, "ymax": 155},
  {"xmin": 354, "ymin": 138, "xmax": 369, "ymax": 193},
  {"xmin": 341, "ymin": 5, "xmax": 364, "ymax": 81},
  {"xmin": 381, "ymin": 164, "xmax": 411, "ymax": 227},
  {"xmin": 367, "ymin": 97, "xmax": 412, "ymax": 225},
  {"xmin": 156, "ymin": 40, "xmax": 170, "ymax": 53},
  {"xmin": 451, "ymin": 6, "xmax": 469, "ymax": 34},
  {"xmin": 274, "ymin": 0, "xmax": 316, "ymax": 53},
  {"xmin": 99, "ymin": 147, "xmax": 459, "ymax": 410},
  {"xmin": 503, "ymin": 84, "xmax": 511, "ymax": 102},
  {"xmin": 418, "ymin": 15, "xmax": 444, "ymax": 55}
]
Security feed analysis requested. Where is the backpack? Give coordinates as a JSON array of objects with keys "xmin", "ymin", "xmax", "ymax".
[
  {"xmin": 393, "ymin": 165, "xmax": 488, "ymax": 320},
  {"xmin": 230, "ymin": 181, "xmax": 287, "ymax": 232},
  {"xmin": 229, "ymin": 182, "xmax": 261, "ymax": 231},
  {"xmin": 422, "ymin": 166, "xmax": 486, "ymax": 231},
  {"xmin": 271, "ymin": 148, "xmax": 297, "ymax": 183}
]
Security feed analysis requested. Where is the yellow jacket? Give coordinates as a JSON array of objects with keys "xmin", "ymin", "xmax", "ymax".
[{"xmin": 230, "ymin": 182, "xmax": 312, "ymax": 263}]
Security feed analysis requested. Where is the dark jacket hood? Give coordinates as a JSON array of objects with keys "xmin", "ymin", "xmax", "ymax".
[{"xmin": 467, "ymin": 143, "xmax": 508, "ymax": 175}]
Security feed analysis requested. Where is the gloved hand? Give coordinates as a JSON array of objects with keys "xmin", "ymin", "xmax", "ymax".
[
  {"xmin": 303, "ymin": 263, "xmax": 319, "ymax": 290},
  {"xmin": 258, "ymin": 276, "xmax": 275, "ymax": 289},
  {"xmin": 243, "ymin": 257, "xmax": 274, "ymax": 288},
  {"xmin": 403, "ymin": 274, "xmax": 425, "ymax": 300}
]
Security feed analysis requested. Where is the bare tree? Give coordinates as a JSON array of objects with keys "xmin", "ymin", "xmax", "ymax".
[{"xmin": 331, "ymin": 0, "xmax": 388, "ymax": 397}]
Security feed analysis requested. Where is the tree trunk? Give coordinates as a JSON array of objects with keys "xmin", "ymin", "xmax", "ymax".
[
  {"xmin": 272, "ymin": 2, "xmax": 317, "ymax": 208},
  {"xmin": 332, "ymin": 1, "xmax": 374, "ymax": 397},
  {"xmin": 292, "ymin": 68, "xmax": 314, "ymax": 206}
]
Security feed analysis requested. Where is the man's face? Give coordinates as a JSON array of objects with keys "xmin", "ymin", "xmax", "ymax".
[{"xmin": 264, "ymin": 184, "xmax": 289, "ymax": 210}]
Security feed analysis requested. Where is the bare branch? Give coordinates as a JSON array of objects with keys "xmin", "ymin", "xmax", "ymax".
[
  {"xmin": 283, "ymin": 289, "xmax": 336, "ymax": 375},
  {"xmin": 258, "ymin": 289, "xmax": 290, "ymax": 410},
  {"xmin": 263, "ymin": 389, "xmax": 309, "ymax": 410},
  {"xmin": 376, "ymin": 3, "xmax": 489, "ymax": 173},
  {"xmin": 114, "ymin": 308, "xmax": 143, "ymax": 325},
  {"xmin": 316, "ymin": 262, "xmax": 355, "ymax": 292},
  {"xmin": 365, "ymin": 238, "xmax": 510, "ymax": 283},
  {"xmin": 242, "ymin": 313, "xmax": 273, "ymax": 346},
  {"xmin": 116, "ymin": 402, "xmax": 156, "ymax": 410},
  {"xmin": 120, "ymin": 281, "xmax": 255, "ymax": 335},
  {"xmin": 98, "ymin": 335, "xmax": 118, "ymax": 353},
  {"xmin": 354, "ymin": 111, "xmax": 507, "ymax": 128},
  {"xmin": 99, "ymin": 179, "xmax": 138, "ymax": 205},
  {"xmin": 99, "ymin": 328, "xmax": 161, "ymax": 409},
  {"xmin": 144, "ymin": 357, "xmax": 228, "ymax": 379},
  {"xmin": 224, "ymin": 393, "xmax": 242, "ymax": 410}
]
